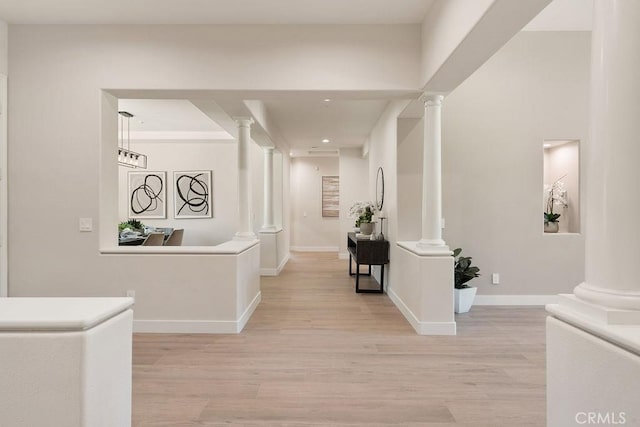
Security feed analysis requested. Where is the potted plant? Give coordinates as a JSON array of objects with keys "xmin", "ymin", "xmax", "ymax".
[
  {"xmin": 118, "ymin": 219, "xmax": 144, "ymax": 233},
  {"xmin": 349, "ymin": 201, "xmax": 377, "ymax": 236},
  {"xmin": 544, "ymin": 175, "xmax": 567, "ymax": 233},
  {"xmin": 453, "ymin": 248, "xmax": 481, "ymax": 313}
]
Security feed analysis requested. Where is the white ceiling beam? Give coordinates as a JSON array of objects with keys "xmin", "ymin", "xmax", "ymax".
[{"xmin": 421, "ymin": 0, "xmax": 552, "ymax": 93}]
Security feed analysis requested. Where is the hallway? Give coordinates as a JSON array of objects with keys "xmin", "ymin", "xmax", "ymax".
[{"xmin": 132, "ymin": 252, "xmax": 546, "ymax": 426}]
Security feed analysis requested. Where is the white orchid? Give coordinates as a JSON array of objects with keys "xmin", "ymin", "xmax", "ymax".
[
  {"xmin": 348, "ymin": 201, "xmax": 377, "ymax": 218},
  {"xmin": 544, "ymin": 175, "xmax": 568, "ymax": 223}
]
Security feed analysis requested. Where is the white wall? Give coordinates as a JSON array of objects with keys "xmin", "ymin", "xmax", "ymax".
[
  {"xmin": 338, "ymin": 148, "xmax": 369, "ymax": 257},
  {"xmin": 6, "ymin": 23, "xmax": 419, "ymax": 313},
  {"xmin": 281, "ymin": 151, "xmax": 291, "ymax": 256},
  {"xmin": 0, "ymin": 20, "xmax": 7, "ymax": 75},
  {"xmin": 0, "ymin": 20, "xmax": 6, "ymax": 297},
  {"xmin": 396, "ymin": 118, "xmax": 423, "ymax": 241},
  {"xmin": 250, "ymin": 140, "xmax": 264, "ymax": 236},
  {"xmin": 290, "ymin": 156, "xmax": 340, "ymax": 250},
  {"xmin": 117, "ymin": 140, "xmax": 238, "ymax": 246},
  {"xmin": 10, "ymin": 25, "xmax": 420, "ymax": 91},
  {"xmin": 366, "ymin": 100, "xmax": 410, "ymax": 287},
  {"xmin": 442, "ymin": 31, "xmax": 589, "ymax": 296}
]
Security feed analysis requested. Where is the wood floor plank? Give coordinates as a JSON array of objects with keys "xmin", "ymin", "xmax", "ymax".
[{"xmin": 132, "ymin": 252, "xmax": 546, "ymax": 426}]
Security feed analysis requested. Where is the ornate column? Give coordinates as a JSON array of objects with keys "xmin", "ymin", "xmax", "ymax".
[
  {"xmin": 234, "ymin": 117, "xmax": 256, "ymax": 240},
  {"xmin": 547, "ymin": 7, "xmax": 640, "ymax": 424},
  {"xmin": 261, "ymin": 147, "xmax": 276, "ymax": 231},
  {"xmin": 417, "ymin": 94, "xmax": 448, "ymax": 251},
  {"xmin": 573, "ymin": 0, "xmax": 640, "ymax": 310}
]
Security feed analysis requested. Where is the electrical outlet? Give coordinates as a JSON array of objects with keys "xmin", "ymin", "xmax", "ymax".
[
  {"xmin": 492, "ymin": 273, "xmax": 500, "ymax": 285},
  {"xmin": 79, "ymin": 217, "xmax": 93, "ymax": 232},
  {"xmin": 126, "ymin": 290, "xmax": 136, "ymax": 301}
]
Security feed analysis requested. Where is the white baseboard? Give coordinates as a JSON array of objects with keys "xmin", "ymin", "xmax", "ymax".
[
  {"xmin": 474, "ymin": 294, "xmax": 558, "ymax": 305},
  {"xmin": 290, "ymin": 246, "xmax": 339, "ymax": 252},
  {"xmin": 260, "ymin": 252, "xmax": 290, "ymax": 276},
  {"xmin": 338, "ymin": 252, "xmax": 349, "ymax": 260},
  {"xmin": 236, "ymin": 291, "xmax": 261, "ymax": 332},
  {"xmin": 134, "ymin": 319, "xmax": 238, "ymax": 334},
  {"xmin": 134, "ymin": 291, "xmax": 261, "ymax": 334},
  {"xmin": 388, "ymin": 289, "xmax": 457, "ymax": 336},
  {"xmin": 278, "ymin": 252, "xmax": 290, "ymax": 273}
]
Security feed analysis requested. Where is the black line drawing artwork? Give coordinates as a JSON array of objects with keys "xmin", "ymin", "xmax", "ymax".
[
  {"xmin": 128, "ymin": 172, "xmax": 166, "ymax": 218},
  {"xmin": 174, "ymin": 171, "xmax": 213, "ymax": 218}
]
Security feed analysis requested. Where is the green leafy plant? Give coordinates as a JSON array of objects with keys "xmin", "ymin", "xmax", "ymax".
[
  {"xmin": 453, "ymin": 248, "xmax": 480, "ymax": 289},
  {"xmin": 543, "ymin": 212, "xmax": 561, "ymax": 224},
  {"xmin": 349, "ymin": 201, "xmax": 377, "ymax": 227},
  {"xmin": 118, "ymin": 219, "xmax": 144, "ymax": 232},
  {"xmin": 355, "ymin": 206, "xmax": 374, "ymax": 227}
]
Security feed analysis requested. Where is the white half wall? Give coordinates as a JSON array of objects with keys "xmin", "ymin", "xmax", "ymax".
[
  {"xmin": 118, "ymin": 140, "xmax": 238, "ymax": 246},
  {"xmin": 290, "ymin": 156, "xmax": 340, "ymax": 251},
  {"xmin": 442, "ymin": 31, "xmax": 589, "ymax": 296}
]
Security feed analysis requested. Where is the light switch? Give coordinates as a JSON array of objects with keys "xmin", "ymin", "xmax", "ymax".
[
  {"xmin": 492, "ymin": 273, "xmax": 500, "ymax": 285},
  {"xmin": 79, "ymin": 218, "xmax": 93, "ymax": 232}
]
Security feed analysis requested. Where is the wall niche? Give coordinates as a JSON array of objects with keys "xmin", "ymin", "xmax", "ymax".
[{"xmin": 543, "ymin": 139, "xmax": 580, "ymax": 234}]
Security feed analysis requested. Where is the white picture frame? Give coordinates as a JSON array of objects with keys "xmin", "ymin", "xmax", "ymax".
[
  {"xmin": 128, "ymin": 171, "xmax": 167, "ymax": 219},
  {"xmin": 174, "ymin": 170, "xmax": 213, "ymax": 219}
]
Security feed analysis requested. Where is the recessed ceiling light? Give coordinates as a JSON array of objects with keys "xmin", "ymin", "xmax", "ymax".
[
  {"xmin": 543, "ymin": 144, "xmax": 551, "ymax": 148},
  {"xmin": 322, "ymin": 139, "xmax": 330, "ymax": 144},
  {"xmin": 324, "ymin": 98, "xmax": 331, "ymax": 102},
  {"xmin": 289, "ymin": 152, "xmax": 293, "ymax": 156}
]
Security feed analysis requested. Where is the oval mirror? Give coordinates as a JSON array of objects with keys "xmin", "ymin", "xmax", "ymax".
[{"xmin": 375, "ymin": 167, "xmax": 384, "ymax": 211}]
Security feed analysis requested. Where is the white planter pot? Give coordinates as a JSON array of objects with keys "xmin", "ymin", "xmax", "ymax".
[
  {"xmin": 359, "ymin": 222, "xmax": 375, "ymax": 236},
  {"xmin": 544, "ymin": 221, "xmax": 559, "ymax": 233},
  {"xmin": 454, "ymin": 287, "xmax": 477, "ymax": 313}
]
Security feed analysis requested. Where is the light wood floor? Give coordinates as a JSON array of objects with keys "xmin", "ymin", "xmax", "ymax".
[{"xmin": 132, "ymin": 252, "xmax": 547, "ymax": 426}]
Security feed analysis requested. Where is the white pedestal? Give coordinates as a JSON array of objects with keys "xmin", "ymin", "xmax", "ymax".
[
  {"xmin": 259, "ymin": 228, "xmax": 287, "ymax": 276},
  {"xmin": 0, "ymin": 297, "xmax": 134, "ymax": 427},
  {"xmin": 547, "ymin": 316, "xmax": 640, "ymax": 426},
  {"xmin": 392, "ymin": 242, "xmax": 455, "ymax": 335}
]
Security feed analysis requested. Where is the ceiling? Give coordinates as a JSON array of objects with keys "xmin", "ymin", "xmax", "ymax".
[
  {"xmin": 0, "ymin": 0, "xmax": 434, "ymax": 25},
  {"xmin": 118, "ymin": 99, "xmax": 233, "ymax": 140},
  {"xmin": 261, "ymin": 98, "xmax": 389, "ymax": 154}
]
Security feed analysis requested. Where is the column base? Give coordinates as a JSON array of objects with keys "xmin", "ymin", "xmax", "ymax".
[
  {"xmin": 552, "ymin": 294, "xmax": 640, "ymax": 326},
  {"xmin": 259, "ymin": 225, "xmax": 278, "ymax": 233},
  {"xmin": 398, "ymin": 240, "xmax": 451, "ymax": 256},
  {"xmin": 233, "ymin": 232, "xmax": 257, "ymax": 241},
  {"xmin": 574, "ymin": 282, "xmax": 640, "ymax": 311},
  {"xmin": 415, "ymin": 239, "xmax": 449, "ymax": 254}
]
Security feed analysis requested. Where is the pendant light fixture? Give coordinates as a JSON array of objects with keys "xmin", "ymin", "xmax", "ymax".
[{"xmin": 118, "ymin": 111, "xmax": 147, "ymax": 169}]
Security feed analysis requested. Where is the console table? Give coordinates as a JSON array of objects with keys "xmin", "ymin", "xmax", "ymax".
[{"xmin": 347, "ymin": 232, "xmax": 390, "ymax": 293}]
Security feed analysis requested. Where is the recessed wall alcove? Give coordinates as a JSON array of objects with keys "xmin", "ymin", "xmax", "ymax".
[{"xmin": 543, "ymin": 139, "xmax": 580, "ymax": 234}]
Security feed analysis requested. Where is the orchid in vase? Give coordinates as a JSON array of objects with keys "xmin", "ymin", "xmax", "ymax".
[
  {"xmin": 348, "ymin": 201, "xmax": 377, "ymax": 227},
  {"xmin": 544, "ymin": 175, "xmax": 568, "ymax": 227}
]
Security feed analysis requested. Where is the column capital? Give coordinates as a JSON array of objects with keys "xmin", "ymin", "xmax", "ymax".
[
  {"xmin": 234, "ymin": 117, "xmax": 254, "ymax": 127},
  {"xmin": 419, "ymin": 93, "xmax": 445, "ymax": 107},
  {"xmin": 263, "ymin": 146, "xmax": 275, "ymax": 153}
]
